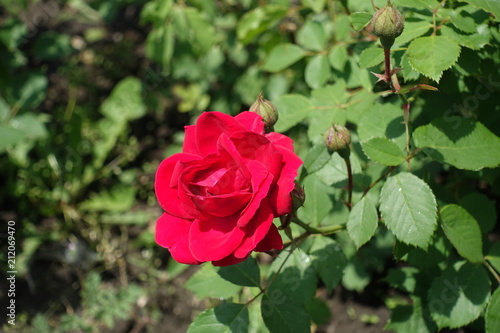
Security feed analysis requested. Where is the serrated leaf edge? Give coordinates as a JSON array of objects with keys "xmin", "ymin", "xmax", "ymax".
[{"xmin": 407, "ymin": 36, "xmax": 462, "ymax": 82}]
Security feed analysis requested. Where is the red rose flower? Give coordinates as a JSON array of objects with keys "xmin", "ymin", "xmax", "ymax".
[{"xmin": 155, "ymin": 111, "xmax": 302, "ymax": 266}]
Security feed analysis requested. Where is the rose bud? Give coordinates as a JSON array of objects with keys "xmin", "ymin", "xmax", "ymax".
[
  {"xmin": 324, "ymin": 124, "xmax": 351, "ymax": 158},
  {"xmin": 249, "ymin": 93, "xmax": 278, "ymax": 132},
  {"xmin": 371, "ymin": 2, "xmax": 404, "ymax": 49},
  {"xmin": 291, "ymin": 181, "xmax": 305, "ymax": 211}
]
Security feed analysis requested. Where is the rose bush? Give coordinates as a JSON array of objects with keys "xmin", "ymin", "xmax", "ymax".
[{"xmin": 155, "ymin": 111, "xmax": 302, "ymax": 266}]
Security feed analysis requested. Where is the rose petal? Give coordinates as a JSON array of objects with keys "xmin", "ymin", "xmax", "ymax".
[
  {"xmin": 196, "ymin": 112, "xmax": 246, "ymax": 156},
  {"xmin": 237, "ymin": 160, "xmax": 273, "ymax": 227},
  {"xmin": 269, "ymin": 146, "xmax": 303, "ymax": 216},
  {"xmin": 235, "ymin": 111, "xmax": 265, "ymax": 134},
  {"xmin": 179, "ymin": 155, "xmax": 251, "ymax": 217},
  {"xmin": 265, "ymin": 132, "xmax": 295, "ymax": 151},
  {"xmin": 212, "ymin": 253, "xmax": 250, "ymax": 267},
  {"xmin": 254, "ymin": 224, "xmax": 283, "ymax": 252},
  {"xmin": 230, "ymin": 131, "xmax": 282, "ymax": 181},
  {"xmin": 155, "ymin": 153, "xmax": 201, "ymax": 219},
  {"xmin": 182, "ymin": 125, "xmax": 199, "ymax": 155},
  {"xmin": 189, "ymin": 214, "xmax": 246, "ymax": 262},
  {"xmin": 191, "ymin": 192, "xmax": 252, "ymax": 217},
  {"xmin": 233, "ymin": 199, "xmax": 275, "ymax": 258},
  {"xmin": 217, "ymin": 134, "xmax": 252, "ymax": 181},
  {"xmin": 155, "ymin": 213, "xmax": 201, "ymax": 265}
]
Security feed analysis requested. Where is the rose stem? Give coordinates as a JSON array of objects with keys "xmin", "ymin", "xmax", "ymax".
[
  {"xmin": 384, "ymin": 47, "xmax": 391, "ymax": 86},
  {"xmin": 291, "ymin": 218, "xmax": 345, "ymax": 235},
  {"xmin": 485, "ymin": 260, "xmax": 500, "ymax": 284}
]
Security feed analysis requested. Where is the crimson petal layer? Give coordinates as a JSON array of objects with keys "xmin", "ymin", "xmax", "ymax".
[
  {"xmin": 254, "ymin": 223, "xmax": 283, "ymax": 252},
  {"xmin": 233, "ymin": 199, "xmax": 275, "ymax": 258},
  {"xmin": 235, "ymin": 111, "xmax": 265, "ymax": 134},
  {"xmin": 155, "ymin": 153, "xmax": 201, "ymax": 219},
  {"xmin": 269, "ymin": 146, "xmax": 303, "ymax": 216},
  {"xmin": 155, "ymin": 213, "xmax": 201, "ymax": 265},
  {"xmin": 189, "ymin": 214, "xmax": 246, "ymax": 262},
  {"xmin": 195, "ymin": 112, "xmax": 246, "ymax": 156}
]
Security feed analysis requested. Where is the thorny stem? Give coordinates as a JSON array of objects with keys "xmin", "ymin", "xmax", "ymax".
[{"xmin": 384, "ymin": 47, "xmax": 391, "ymax": 86}]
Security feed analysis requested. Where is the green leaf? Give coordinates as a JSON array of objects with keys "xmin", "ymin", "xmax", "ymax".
[
  {"xmin": 187, "ymin": 303, "xmax": 249, "ymax": 333},
  {"xmin": 349, "ymin": 12, "xmax": 372, "ymax": 31},
  {"xmin": 301, "ymin": 0, "xmax": 327, "ymax": 13},
  {"xmin": 216, "ymin": 257, "xmax": 260, "ymax": 287},
  {"xmin": 448, "ymin": 7, "xmax": 481, "ymax": 33},
  {"xmin": 307, "ymin": 80, "xmax": 349, "ymax": 143},
  {"xmin": 413, "ymin": 117, "xmax": 500, "ymax": 170},
  {"xmin": 273, "ymin": 94, "xmax": 313, "ymax": 132},
  {"xmin": 394, "ymin": 0, "xmax": 440, "ymax": 9},
  {"xmin": 6, "ymin": 71, "xmax": 47, "ymax": 111},
  {"xmin": 440, "ymin": 204, "xmax": 484, "ymax": 263},
  {"xmin": 380, "ymin": 172, "xmax": 437, "ymax": 249},
  {"xmin": 461, "ymin": 0, "xmax": 500, "ymax": 21},
  {"xmin": 237, "ymin": 5, "xmax": 287, "ymax": 44},
  {"xmin": 185, "ymin": 8, "xmax": 215, "ymax": 53},
  {"xmin": 407, "ymin": 36, "xmax": 461, "ymax": 82},
  {"xmin": 361, "ymin": 137, "xmax": 406, "ymax": 166},
  {"xmin": 328, "ymin": 46, "xmax": 348, "ymax": 71},
  {"xmin": 394, "ymin": 20, "xmax": 433, "ymax": 46},
  {"xmin": 308, "ymin": 236, "xmax": 347, "ymax": 291},
  {"xmin": 305, "ymin": 298, "xmax": 331, "ymax": 325},
  {"xmin": 385, "ymin": 267, "xmax": 420, "ymax": 293},
  {"xmin": 428, "ymin": 261, "xmax": 491, "ymax": 329},
  {"xmin": 262, "ymin": 43, "xmax": 306, "ymax": 72},
  {"xmin": 261, "ymin": 293, "xmax": 310, "ymax": 333},
  {"xmin": 185, "ymin": 264, "xmax": 242, "ymax": 299},
  {"xmin": 268, "ymin": 248, "xmax": 317, "ymax": 304},
  {"xmin": 11, "ymin": 113, "xmax": 48, "ymax": 141},
  {"xmin": 485, "ymin": 243, "xmax": 500, "ymax": 275},
  {"xmin": 145, "ymin": 25, "xmax": 174, "ymax": 70},
  {"xmin": 441, "ymin": 24, "xmax": 491, "ymax": 50},
  {"xmin": 342, "ymin": 256, "xmax": 370, "ymax": 292},
  {"xmin": 386, "ymin": 297, "xmax": 437, "ymax": 333},
  {"xmin": 486, "ymin": 287, "xmax": 500, "ymax": 333},
  {"xmin": 32, "ymin": 32, "xmax": 74, "ymax": 60},
  {"xmin": 393, "ymin": 228, "xmax": 452, "ymax": 269},
  {"xmin": 359, "ymin": 47, "xmax": 384, "ymax": 69},
  {"xmin": 297, "ymin": 20, "xmax": 327, "ymax": 51},
  {"xmin": 100, "ymin": 77, "xmax": 146, "ymax": 122},
  {"xmin": 303, "ymin": 144, "xmax": 331, "ymax": 173},
  {"xmin": 101, "ymin": 210, "xmax": 156, "ymax": 225},
  {"xmin": 347, "ymin": 197, "xmax": 378, "ymax": 248},
  {"xmin": 305, "ymin": 55, "xmax": 330, "ymax": 89},
  {"xmin": 0, "ymin": 125, "xmax": 25, "ymax": 152},
  {"xmin": 79, "ymin": 185, "xmax": 136, "ymax": 212},
  {"xmin": 297, "ymin": 174, "xmax": 334, "ymax": 227},
  {"xmin": 315, "ymin": 152, "xmax": 362, "ymax": 186},
  {"xmin": 357, "ymin": 103, "xmax": 406, "ymax": 151}
]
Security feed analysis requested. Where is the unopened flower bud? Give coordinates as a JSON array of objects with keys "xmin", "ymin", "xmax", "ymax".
[
  {"xmin": 250, "ymin": 93, "xmax": 278, "ymax": 132},
  {"xmin": 371, "ymin": 2, "xmax": 404, "ymax": 49},
  {"xmin": 324, "ymin": 124, "xmax": 351, "ymax": 158},
  {"xmin": 291, "ymin": 181, "xmax": 305, "ymax": 211}
]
